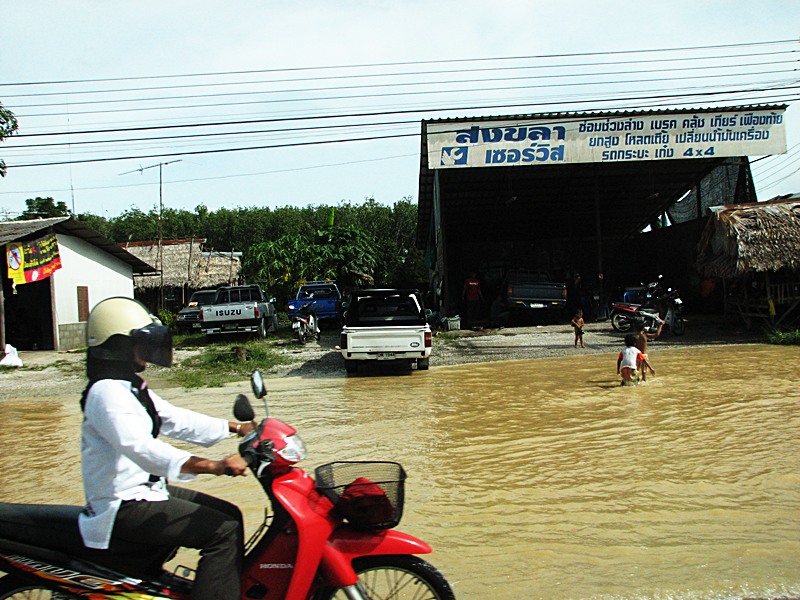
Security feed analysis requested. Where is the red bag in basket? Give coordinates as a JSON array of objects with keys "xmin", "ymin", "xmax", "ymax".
[{"xmin": 336, "ymin": 477, "xmax": 394, "ymax": 526}]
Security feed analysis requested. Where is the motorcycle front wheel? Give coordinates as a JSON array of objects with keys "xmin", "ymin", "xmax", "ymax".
[
  {"xmin": 0, "ymin": 575, "xmax": 73, "ymax": 599},
  {"xmin": 671, "ymin": 317, "xmax": 686, "ymax": 336},
  {"xmin": 610, "ymin": 311, "xmax": 632, "ymax": 332},
  {"xmin": 312, "ymin": 555, "xmax": 455, "ymax": 600}
]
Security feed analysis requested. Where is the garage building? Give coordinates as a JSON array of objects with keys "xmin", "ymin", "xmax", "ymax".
[{"xmin": 416, "ymin": 104, "xmax": 787, "ymax": 322}]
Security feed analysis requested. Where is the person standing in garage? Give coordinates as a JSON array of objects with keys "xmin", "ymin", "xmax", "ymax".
[{"xmin": 462, "ymin": 271, "xmax": 483, "ymax": 328}]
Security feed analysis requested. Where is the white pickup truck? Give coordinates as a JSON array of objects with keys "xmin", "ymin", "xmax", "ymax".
[
  {"xmin": 199, "ymin": 285, "xmax": 278, "ymax": 338},
  {"xmin": 338, "ymin": 289, "xmax": 432, "ymax": 374}
]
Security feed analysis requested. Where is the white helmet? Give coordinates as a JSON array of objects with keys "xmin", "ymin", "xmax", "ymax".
[{"xmin": 86, "ymin": 297, "xmax": 172, "ymax": 367}]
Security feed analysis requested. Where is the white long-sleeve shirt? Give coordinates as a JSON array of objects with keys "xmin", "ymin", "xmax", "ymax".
[{"xmin": 79, "ymin": 379, "xmax": 229, "ymax": 549}]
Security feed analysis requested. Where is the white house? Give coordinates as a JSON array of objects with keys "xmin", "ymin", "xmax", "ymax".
[{"xmin": 1, "ymin": 216, "xmax": 154, "ymax": 351}]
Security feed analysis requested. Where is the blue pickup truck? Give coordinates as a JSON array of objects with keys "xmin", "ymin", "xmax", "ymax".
[{"xmin": 287, "ymin": 281, "xmax": 342, "ymax": 323}]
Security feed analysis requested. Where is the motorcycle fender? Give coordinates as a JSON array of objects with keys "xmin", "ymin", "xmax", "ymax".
[
  {"xmin": 320, "ymin": 529, "xmax": 432, "ymax": 587},
  {"xmin": 270, "ymin": 470, "xmax": 338, "ymax": 600}
]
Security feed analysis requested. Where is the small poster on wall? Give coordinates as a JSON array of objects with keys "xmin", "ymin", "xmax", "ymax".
[{"xmin": 6, "ymin": 233, "xmax": 62, "ymax": 285}]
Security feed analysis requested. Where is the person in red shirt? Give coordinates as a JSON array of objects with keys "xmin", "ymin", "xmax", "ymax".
[{"xmin": 462, "ymin": 271, "xmax": 483, "ymax": 328}]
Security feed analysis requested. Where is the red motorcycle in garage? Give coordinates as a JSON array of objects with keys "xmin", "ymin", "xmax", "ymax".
[{"xmin": 611, "ymin": 283, "xmax": 685, "ymax": 337}]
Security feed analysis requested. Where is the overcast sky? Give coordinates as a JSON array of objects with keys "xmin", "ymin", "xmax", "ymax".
[{"xmin": 1, "ymin": 1, "xmax": 799, "ymax": 219}]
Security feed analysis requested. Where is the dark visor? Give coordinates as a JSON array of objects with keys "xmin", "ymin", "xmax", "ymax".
[{"xmin": 130, "ymin": 322, "xmax": 173, "ymax": 367}]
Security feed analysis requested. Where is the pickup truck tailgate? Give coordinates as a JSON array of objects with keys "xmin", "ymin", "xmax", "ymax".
[
  {"xmin": 202, "ymin": 303, "xmax": 258, "ymax": 323},
  {"xmin": 343, "ymin": 326, "xmax": 428, "ymax": 353}
]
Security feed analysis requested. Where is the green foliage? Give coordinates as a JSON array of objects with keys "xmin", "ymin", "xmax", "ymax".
[
  {"xmin": 244, "ymin": 223, "xmax": 378, "ymax": 304},
  {"xmin": 76, "ymin": 213, "xmax": 115, "ymax": 238},
  {"xmin": 764, "ymin": 328, "xmax": 800, "ymax": 345},
  {"xmin": 167, "ymin": 339, "xmax": 290, "ymax": 388},
  {"xmin": 18, "ymin": 197, "xmax": 70, "ymax": 219},
  {"xmin": 158, "ymin": 309, "xmax": 176, "ymax": 329},
  {"xmin": 0, "ymin": 102, "xmax": 19, "ymax": 178},
  {"xmin": 60, "ymin": 197, "xmax": 426, "ymax": 299}
]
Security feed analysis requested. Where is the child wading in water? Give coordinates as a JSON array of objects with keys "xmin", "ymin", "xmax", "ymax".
[
  {"xmin": 616, "ymin": 333, "xmax": 653, "ymax": 385},
  {"xmin": 571, "ymin": 309, "xmax": 586, "ymax": 348},
  {"xmin": 634, "ymin": 326, "xmax": 656, "ymax": 382}
]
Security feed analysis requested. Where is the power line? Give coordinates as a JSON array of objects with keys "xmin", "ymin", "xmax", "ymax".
[
  {"xmin": 10, "ymin": 56, "xmax": 797, "ymax": 110},
  {"xmin": 2, "ymin": 38, "xmax": 795, "ymax": 88},
  {"xmin": 6, "ymin": 87, "xmax": 796, "ymax": 169},
  {"xmin": 9, "ymin": 78, "xmax": 799, "ymax": 142}
]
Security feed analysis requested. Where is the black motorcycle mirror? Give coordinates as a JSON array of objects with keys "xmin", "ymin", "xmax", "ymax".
[
  {"xmin": 233, "ymin": 393, "xmax": 255, "ymax": 422},
  {"xmin": 250, "ymin": 369, "xmax": 270, "ymax": 418}
]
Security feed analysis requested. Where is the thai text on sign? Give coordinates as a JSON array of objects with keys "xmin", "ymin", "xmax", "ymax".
[
  {"xmin": 6, "ymin": 233, "xmax": 62, "ymax": 285},
  {"xmin": 426, "ymin": 107, "xmax": 787, "ymax": 169}
]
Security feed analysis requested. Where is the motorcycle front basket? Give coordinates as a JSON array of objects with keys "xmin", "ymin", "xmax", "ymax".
[{"xmin": 315, "ymin": 461, "xmax": 406, "ymax": 530}]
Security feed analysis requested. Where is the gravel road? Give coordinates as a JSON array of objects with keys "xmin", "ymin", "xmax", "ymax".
[
  {"xmin": 272, "ymin": 314, "xmax": 762, "ymax": 377},
  {"xmin": 0, "ymin": 315, "xmax": 764, "ymax": 394}
]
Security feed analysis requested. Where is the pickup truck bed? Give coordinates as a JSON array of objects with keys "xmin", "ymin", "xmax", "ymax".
[{"xmin": 339, "ymin": 289, "xmax": 431, "ymax": 373}]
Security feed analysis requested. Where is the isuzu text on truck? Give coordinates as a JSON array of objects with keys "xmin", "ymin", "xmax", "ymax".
[{"xmin": 199, "ymin": 285, "xmax": 278, "ymax": 338}]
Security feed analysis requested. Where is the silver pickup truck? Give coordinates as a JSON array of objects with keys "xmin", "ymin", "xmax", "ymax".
[
  {"xmin": 338, "ymin": 289, "xmax": 432, "ymax": 374},
  {"xmin": 199, "ymin": 285, "xmax": 278, "ymax": 338}
]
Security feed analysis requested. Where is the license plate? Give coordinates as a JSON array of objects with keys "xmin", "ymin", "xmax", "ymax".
[
  {"xmin": 292, "ymin": 322, "xmax": 300, "ymax": 329},
  {"xmin": 377, "ymin": 352, "xmax": 396, "ymax": 360},
  {"xmin": 530, "ymin": 303, "xmax": 545, "ymax": 308},
  {"xmin": 192, "ymin": 323, "xmax": 201, "ymax": 329},
  {"xmin": 674, "ymin": 298, "xmax": 683, "ymax": 305}
]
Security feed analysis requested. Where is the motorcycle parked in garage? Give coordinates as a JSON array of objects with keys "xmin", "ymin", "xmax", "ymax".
[
  {"xmin": 610, "ymin": 276, "xmax": 664, "ymax": 332},
  {"xmin": 611, "ymin": 286, "xmax": 686, "ymax": 336}
]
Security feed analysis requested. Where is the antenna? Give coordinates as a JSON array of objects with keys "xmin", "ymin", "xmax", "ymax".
[{"xmin": 119, "ymin": 160, "xmax": 182, "ymax": 312}]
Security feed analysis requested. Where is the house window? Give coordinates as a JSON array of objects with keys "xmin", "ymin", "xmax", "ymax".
[{"xmin": 77, "ymin": 286, "xmax": 89, "ymax": 322}]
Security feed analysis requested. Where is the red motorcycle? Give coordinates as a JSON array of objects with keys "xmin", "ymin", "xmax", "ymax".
[
  {"xmin": 610, "ymin": 276, "xmax": 665, "ymax": 333},
  {"xmin": 610, "ymin": 287, "xmax": 685, "ymax": 337},
  {"xmin": 0, "ymin": 371, "xmax": 455, "ymax": 600}
]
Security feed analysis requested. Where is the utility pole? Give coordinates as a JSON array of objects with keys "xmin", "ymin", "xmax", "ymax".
[{"xmin": 120, "ymin": 160, "xmax": 182, "ymax": 312}]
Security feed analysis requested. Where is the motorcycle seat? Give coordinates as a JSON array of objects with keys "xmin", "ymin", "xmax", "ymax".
[{"xmin": 0, "ymin": 502, "xmax": 177, "ymax": 577}]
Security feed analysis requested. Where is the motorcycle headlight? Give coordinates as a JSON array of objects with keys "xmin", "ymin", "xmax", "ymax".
[{"xmin": 277, "ymin": 434, "xmax": 307, "ymax": 463}]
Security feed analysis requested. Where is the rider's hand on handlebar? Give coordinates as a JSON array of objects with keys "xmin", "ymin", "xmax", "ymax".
[
  {"xmin": 221, "ymin": 454, "xmax": 249, "ymax": 477},
  {"xmin": 238, "ymin": 420, "xmax": 257, "ymax": 438}
]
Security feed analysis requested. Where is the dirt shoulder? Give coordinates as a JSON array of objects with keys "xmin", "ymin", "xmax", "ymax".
[
  {"xmin": 0, "ymin": 315, "xmax": 765, "ymax": 395},
  {"xmin": 267, "ymin": 313, "xmax": 764, "ymax": 377}
]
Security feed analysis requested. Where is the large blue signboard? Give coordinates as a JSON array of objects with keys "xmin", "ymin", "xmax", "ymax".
[{"xmin": 426, "ymin": 107, "xmax": 786, "ymax": 169}]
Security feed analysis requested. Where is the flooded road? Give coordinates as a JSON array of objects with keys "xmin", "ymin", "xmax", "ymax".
[{"xmin": 1, "ymin": 343, "xmax": 799, "ymax": 599}]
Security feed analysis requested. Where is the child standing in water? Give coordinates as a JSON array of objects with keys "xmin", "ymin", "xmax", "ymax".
[
  {"xmin": 634, "ymin": 326, "xmax": 656, "ymax": 382},
  {"xmin": 571, "ymin": 309, "xmax": 586, "ymax": 348},
  {"xmin": 617, "ymin": 333, "xmax": 643, "ymax": 385}
]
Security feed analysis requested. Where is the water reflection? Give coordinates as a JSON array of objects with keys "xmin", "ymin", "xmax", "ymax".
[{"xmin": 1, "ymin": 344, "xmax": 799, "ymax": 599}]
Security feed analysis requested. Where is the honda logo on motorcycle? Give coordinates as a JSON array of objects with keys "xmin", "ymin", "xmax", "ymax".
[{"xmin": 259, "ymin": 563, "xmax": 294, "ymax": 569}]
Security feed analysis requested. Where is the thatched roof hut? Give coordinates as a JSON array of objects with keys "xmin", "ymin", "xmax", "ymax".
[
  {"xmin": 125, "ymin": 239, "xmax": 241, "ymax": 290},
  {"xmin": 696, "ymin": 197, "xmax": 800, "ymax": 278}
]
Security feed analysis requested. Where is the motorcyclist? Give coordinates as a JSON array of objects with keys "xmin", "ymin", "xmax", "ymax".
[{"xmin": 79, "ymin": 296, "xmax": 255, "ymax": 600}]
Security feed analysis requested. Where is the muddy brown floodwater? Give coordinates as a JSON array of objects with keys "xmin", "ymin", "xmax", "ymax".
[{"xmin": 1, "ymin": 342, "xmax": 799, "ymax": 599}]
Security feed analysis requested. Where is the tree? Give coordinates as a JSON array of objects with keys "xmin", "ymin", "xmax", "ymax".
[
  {"xmin": 0, "ymin": 101, "xmax": 18, "ymax": 177},
  {"xmin": 243, "ymin": 223, "xmax": 379, "ymax": 305},
  {"xmin": 75, "ymin": 212, "xmax": 113, "ymax": 238},
  {"xmin": 18, "ymin": 197, "xmax": 70, "ymax": 220}
]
